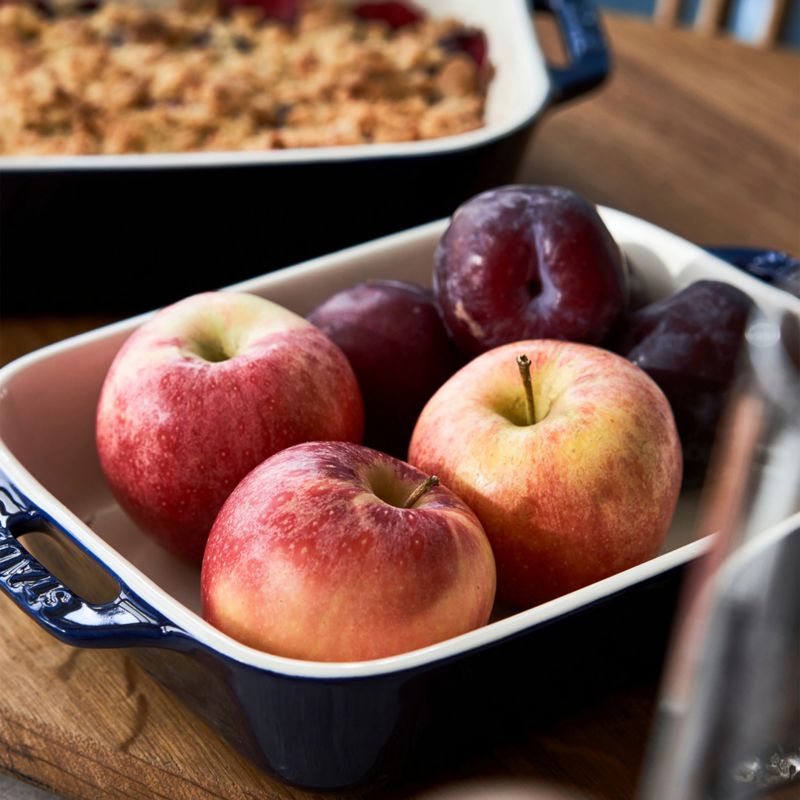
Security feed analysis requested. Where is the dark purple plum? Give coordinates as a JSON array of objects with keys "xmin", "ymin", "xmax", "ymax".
[
  {"xmin": 612, "ymin": 280, "xmax": 756, "ymax": 486},
  {"xmin": 308, "ymin": 280, "xmax": 462, "ymax": 458},
  {"xmin": 434, "ymin": 185, "xmax": 628, "ymax": 357}
]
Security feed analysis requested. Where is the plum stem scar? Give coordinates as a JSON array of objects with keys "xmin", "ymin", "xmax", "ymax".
[
  {"xmin": 517, "ymin": 354, "xmax": 535, "ymax": 425},
  {"xmin": 403, "ymin": 476, "xmax": 440, "ymax": 508}
]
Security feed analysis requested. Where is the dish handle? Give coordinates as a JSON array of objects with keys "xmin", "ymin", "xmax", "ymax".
[
  {"xmin": 704, "ymin": 247, "xmax": 800, "ymax": 297},
  {"xmin": 530, "ymin": 0, "xmax": 611, "ymax": 104},
  {"xmin": 0, "ymin": 472, "xmax": 184, "ymax": 649}
]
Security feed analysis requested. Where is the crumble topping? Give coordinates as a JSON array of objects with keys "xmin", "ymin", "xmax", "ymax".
[{"xmin": 0, "ymin": 0, "xmax": 491, "ymax": 155}]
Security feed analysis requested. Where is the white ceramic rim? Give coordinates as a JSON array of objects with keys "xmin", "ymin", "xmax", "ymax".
[
  {"xmin": 0, "ymin": 0, "xmax": 548, "ymax": 172},
  {"xmin": 1, "ymin": 207, "xmax": 798, "ymax": 680}
]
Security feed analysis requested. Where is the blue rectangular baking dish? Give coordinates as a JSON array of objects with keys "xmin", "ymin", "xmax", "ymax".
[
  {"xmin": 0, "ymin": 0, "xmax": 609, "ymax": 314},
  {"xmin": 1, "ymin": 209, "xmax": 798, "ymax": 791}
]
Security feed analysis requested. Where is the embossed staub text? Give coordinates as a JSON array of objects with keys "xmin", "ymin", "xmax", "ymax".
[{"xmin": 0, "ymin": 485, "xmax": 78, "ymax": 614}]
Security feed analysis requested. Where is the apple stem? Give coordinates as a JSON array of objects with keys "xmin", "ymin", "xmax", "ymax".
[
  {"xmin": 403, "ymin": 475, "xmax": 440, "ymax": 508},
  {"xmin": 516, "ymin": 354, "xmax": 535, "ymax": 425}
]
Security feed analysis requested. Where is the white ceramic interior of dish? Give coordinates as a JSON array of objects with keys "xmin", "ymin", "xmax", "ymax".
[
  {"xmin": 0, "ymin": 0, "xmax": 549, "ymax": 170},
  {"xmin": 1, "ymin": 208, "xmax": 798, "ymax": 679}
]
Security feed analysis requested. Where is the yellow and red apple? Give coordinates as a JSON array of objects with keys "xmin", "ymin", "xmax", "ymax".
[
  {"xmin": 201, "ymin": 441, "xmax": 496, "ymax": 661},
  {"xmin": 409, "ymin": 339, "xmax": 682, "ymax": 609},
  {"xmin": 96, "ymin": 291, "xmax": 363, "ymax": 563}
]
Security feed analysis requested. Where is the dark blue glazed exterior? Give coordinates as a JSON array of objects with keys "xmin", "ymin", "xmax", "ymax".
[
  {"xmin": 0, "ymin": 134, "xmax": 533, "ymax": 314},
  {"xmin": 137, "ymin": 573, "xmax": 684, "ymax": 791},
  {"xmin": 0, "ymin": 0, "xmax": 610, "ymax": 315}
]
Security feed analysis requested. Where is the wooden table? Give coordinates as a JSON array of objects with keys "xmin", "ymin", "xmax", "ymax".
[{"xmin": 1, "ymin": 13, "xmax": 798, "ymax": 800}]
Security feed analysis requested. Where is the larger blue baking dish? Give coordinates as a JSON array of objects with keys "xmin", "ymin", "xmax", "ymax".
[{"xmin": 0, "ymin": 0, "xmax": 609, "ymax": 313}]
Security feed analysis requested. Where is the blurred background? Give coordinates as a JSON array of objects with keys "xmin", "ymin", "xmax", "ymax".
[{"xmin": 598, "ymin": 0, "xmax": 800, "ymax": 48}]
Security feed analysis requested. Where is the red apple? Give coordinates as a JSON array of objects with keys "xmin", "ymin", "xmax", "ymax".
[
  {"xmin": 307, "ymin": 279, "xmax": 462, "ymax": 459},
  {"xmin": 201, "ymin": 441, "xmax": 496, "ymax": 662},
  {"xmin": 434, "ymin": 185, "xmax": 628, "ymax": 357},
  {"xmin": 96, "ymin": 291, "xmax": 363, "ymax": 563},
  {"xmin": 408, "ymin": 340, "xmax": 682, "ymax": 609}
]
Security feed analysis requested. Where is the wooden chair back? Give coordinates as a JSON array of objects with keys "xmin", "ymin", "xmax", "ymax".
[{"xmin": 655, "ymin": 0, "xmax": 788, "ymax": 47}]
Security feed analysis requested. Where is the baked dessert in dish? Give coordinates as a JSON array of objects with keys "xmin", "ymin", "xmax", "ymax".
[{"xmin": 0, "ymin": 0, "xmax": 491, "ymax": 155}]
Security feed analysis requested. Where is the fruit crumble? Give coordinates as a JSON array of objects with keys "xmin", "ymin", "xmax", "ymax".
[{"xmin": 0, "ymin": 0, "xmax": 491, "ymax": 155}]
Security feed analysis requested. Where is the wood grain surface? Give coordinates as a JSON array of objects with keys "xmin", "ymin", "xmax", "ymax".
[
  {"xmin": 524, "ymin": 14, "xmax": 800, "ymax": 256},
  {"xmin": 1, "ymin": 12, "xmax": 799, "ymax": 800}
]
